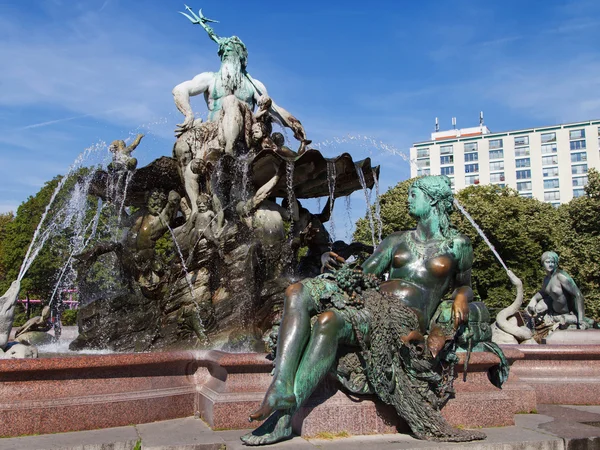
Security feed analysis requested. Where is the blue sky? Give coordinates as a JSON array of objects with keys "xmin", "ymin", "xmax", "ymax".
[{"xmin": 2, "ymin": 0, "xmax": 600, "ymax": 239}]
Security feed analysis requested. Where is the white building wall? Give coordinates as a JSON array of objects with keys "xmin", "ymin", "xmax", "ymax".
[{"xmin": 410, "ymin": 120, "xmax": 600, "ymax": 205}]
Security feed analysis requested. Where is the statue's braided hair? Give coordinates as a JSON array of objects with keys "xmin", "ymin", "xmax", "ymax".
[
  {"xmin": 541, "ymin": 250, "xmax": 559, "ymax": 267},
  {"xmin": 411, "ymin": 175, "xmax": 458, "ymax": 240}
]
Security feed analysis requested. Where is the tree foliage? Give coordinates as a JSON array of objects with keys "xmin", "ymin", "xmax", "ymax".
[
  {"xmin": 556, "ymin": 168, "xmax": 600, "ymax": 319},
  {"xmin": 354, "ymin": 177, "xmax": 600, "ymax": 319}
]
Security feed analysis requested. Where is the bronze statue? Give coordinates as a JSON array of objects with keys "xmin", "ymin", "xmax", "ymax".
[
  {"xmin": 108, "ymin": 134, "xmax": 143, "ymax": 171},
  {"xmin": 242, "ymin": 176, "xmax": 499, "ymax": 445},
  {"xmin": 527, "ymin": 251, "xmax": 595, "ymax": 331},
  {"xmin": 75, "ymin": 188, "xmax": 180, "ymax": 293},
  {"xmin": 15, "ymin": 306, "xmax": 51, "ymax": 338}
]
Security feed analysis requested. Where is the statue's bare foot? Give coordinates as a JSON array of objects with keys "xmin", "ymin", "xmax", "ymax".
[
  {"xmin": 241, "ymin": 409, "xmax": 292, "ymax": 446},
  {"xmin": 249, "ymin": 379, "xmax": 296, "ymax": 422}
]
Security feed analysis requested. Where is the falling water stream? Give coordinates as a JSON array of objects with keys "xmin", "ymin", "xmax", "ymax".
[
  {"xmin": 355, "ymin": 163, "xmax": 377, "ymax": 248},
  {"xmin": 453, "ymin": 199, "xmax": 508, "ymax": 271},
  {"xmin": 326, "ymin": 160, "xmax": 336, "ymax": 245},
  {"xmin": 17, "ymin": 142, "xmax": 109, "ymax": 282}
]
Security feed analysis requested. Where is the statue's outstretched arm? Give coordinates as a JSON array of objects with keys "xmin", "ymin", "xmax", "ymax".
[
  {"xmin": 172, "ymin": 72, "xmax": 214, "ymax": 134},
  {"xmin": 127, "ymin": 134, "xmax": 144, "ymax": 154},
  {"xmin": 160, "ymin": 191, "xmax": 182, "ymax": 225},
  {"xmin": 557, "ymin": 271, "xmax": 586, "ymax": 326},
  {"xmin": 248, "ymin": 77, "xmax": 308, "ymax": 144}
]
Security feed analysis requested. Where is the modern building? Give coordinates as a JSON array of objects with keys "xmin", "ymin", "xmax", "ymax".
[{"xmin": 409, "ymin": 119, "xmax": 600, "ymax": 206}]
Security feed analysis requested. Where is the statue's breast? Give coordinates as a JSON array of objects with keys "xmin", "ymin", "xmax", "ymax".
[{"xmin": 427, "ymin": 255, "xmax": 454, "ymax": 278}]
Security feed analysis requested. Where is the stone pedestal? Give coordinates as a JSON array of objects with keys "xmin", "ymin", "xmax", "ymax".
[
  {"xmin": 543, "ymin": 329, "xmax": 600, "ymax": 345},
  {"xmin": 509, "ymin": 344, "xmax": 600, "ymax": 405},
  {"xmin": 196, "ymin": 349, "xmax": 534, "ymax": 437},
  {"xmin": 0, "ymin": 348, "xmax": 534, "ymax": 438}
]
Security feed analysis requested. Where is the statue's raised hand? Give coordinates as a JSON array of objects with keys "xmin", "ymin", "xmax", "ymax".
[
  {"xmin": 175, "ymin": 115, "xmax": 195, "ymax": 137},
  {"xmin": 320, "ymin": 251, "xmax": 345, "ymax": 273}
]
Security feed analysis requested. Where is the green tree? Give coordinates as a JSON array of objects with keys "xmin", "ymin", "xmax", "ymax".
[
  {"xmin": 0, "ymin": 212, "xmax": 15, "ymax": 285},
  {"xmin": 556, "ymin": 168, "xmax": 600, "ymax": 319}
]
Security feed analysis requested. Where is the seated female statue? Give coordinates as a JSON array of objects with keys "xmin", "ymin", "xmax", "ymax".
[{"xmin": 241, "ymin": 175, "xmax": 475, "ymax": 446}]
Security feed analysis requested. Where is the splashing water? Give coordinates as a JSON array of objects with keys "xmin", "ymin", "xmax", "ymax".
[
  {"xmin": 326, "ymin": 160, "xmax": 336, "ymax": 244},
  {"xmin": 117, "ymin": 170, "xmax": 135, "ymax": 225},
  {"xmin": 18, "ymin": 141, "xmax": 110, "ymax": 282},
  {"xmin": 285, "ymin": 160, "xmax": 295, "ymax": 224},
  {"xmin": 49, "ymin": 201, "xmax": 104, "ymax": 308},
  {"xmin": 355, "ymin": 163, "xmax": 377, "ymax": 248},
  {"xmin": 453, "ymin": 199, "xmax": 508, "ymax": 271},
  {"xmin": 311, "ymin": 134, "xmax": 417, "ymax": 172},
  {"xmin": 344, "ymin": 195, "xmax": 353, "ymax": 242},
  {"xmin": 162, "ymin": 220, "xmax": 195, "ymax": 298}
]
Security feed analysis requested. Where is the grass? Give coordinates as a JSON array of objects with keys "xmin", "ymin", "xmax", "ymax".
[{"xmin": 311, "ymin": 431, "xmax": 351, "ymax": 440}]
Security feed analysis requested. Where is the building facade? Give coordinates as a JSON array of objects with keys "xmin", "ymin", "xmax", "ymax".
[{"xmin": 409, "ymin": 120, "xmax": 600, "ymax": 206}]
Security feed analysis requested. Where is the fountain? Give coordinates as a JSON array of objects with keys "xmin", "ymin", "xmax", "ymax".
[{"xmin": 3, "ymin": 5, "xmax": 599, "ymax": 445}]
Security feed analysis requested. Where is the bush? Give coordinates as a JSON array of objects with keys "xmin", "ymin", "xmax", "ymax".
[{"xmin": 61, "ymin": 309, "xmax": 78, "ymax": 326}]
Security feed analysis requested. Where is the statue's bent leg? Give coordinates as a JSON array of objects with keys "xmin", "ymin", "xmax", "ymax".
[
  {"xmin": 249, "ymin": 283, "xmax": 318, "ymax": 422},
  {"xmin": 293, "ymin": 309, "xmax": 348, "ymax": 405},
  {"xmin": 242, "ymin": 309, "xmax": 348, "ymax": 446},
  {"xmin": 220, "ymin": 95, "xmax": 244, "ymax": 156}
]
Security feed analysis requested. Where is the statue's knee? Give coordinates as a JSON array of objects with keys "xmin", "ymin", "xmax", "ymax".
[
  {"xmin": 284, "ymin": 283, "xmax": 307, "ymax": 309},
  {"xmin": 315, "ymin": 311, "xmax": 341, "ymax": 332}
]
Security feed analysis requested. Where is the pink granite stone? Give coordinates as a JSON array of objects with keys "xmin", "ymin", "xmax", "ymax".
[
  {"xmin": 0, "ymin": 347, "xmax": 536, "ymax": 438},
  {"xmin": 508, "ymin": 344, "xmax": 600, "ymax": 405}
]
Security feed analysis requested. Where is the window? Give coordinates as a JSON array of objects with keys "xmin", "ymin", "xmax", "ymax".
[
  {"xmin": 416, "ymin": 148, "xmax": 430, "ymax": 158},
  {"xmin": 464, "ymin": 152, "xmax": 478, "ymax": 162},
  {"xmin": 542, "ymin": 155, "xmax": 558, "ymax": 166},
  {"xmin": 572, "ymin": 164, "xmax": 588, "ymax": 175},
  {"xmin": 541, "ymin": 143, "xmax": 557, "ymax": 154},
  {"xmin": 416, "ymin": 159, "xmax": 430, "ymax": 168},
  {"xmin": 544, "ymin": 179, "xmax": 559, "ymax": 189},
  {"xmin": 544, "ymin": 191, "xmax": 560, "ymax": 201},
  {"xmin": 543, "ymin": 167, "xmax": 559, "ymax": 177},
  {"xmin": 440, "ymin": 145, "xmax": 453, "ymax": 155},
  {"xmin": 490, "ymin": 172, "xmax": 505, "ymax": 183},
  {"xmin": 541, "ymin": 132, "xmax": 556, "ymax": 143},
  {"xmin": 490, "ymin": 161, "xmax": 504, "ymax": 171},
  {"xmin": 417, "ymin": 168, "xmax": 430, "ymax": 176},
  {"xmin": 573, "ymin": 176, "xmax": 588, "ymax": 187},
  {"xmin": 520, "ymin": 192, "xmax": 533, "ymax": 198},
  {"xmin": 514, "ymin": 135, "xmax": 529, "ymax": 146},
  {"xmin": 441, "ymin": 166, "xmax": 454, "ymax": 176},
  {"xmin": 571, "ymin": 152, "xmax": 587, "ymax": 162},
  {"xmin": 570, "ymin": 129, "xmax": 585, "ymax": 140},
  {"xmin": 465, "ymin": 163, "xmax": 479, "ymax": 173},
  {"xmin": 515, "ymin": 146, "xmax": 530, "ymax": 157},
  {"xmin": 516, "ymin": 169, "xmax": 531, "ymax": 179},
  {"xmin": 517, "ymin": 181, "xmax": 532, "ymax": 191},
  {"xmin": 573, "ymin": 188, "xmax": 585, "ymax": 198},
  {"xmin": 489, "ymin": 149, "xmax": 504, "ymax": 160},
  {"xmin": 465, "ymin": 175, "xmax": 479, "ymax": 185},
  {"xmin": 570, "ymin": 140, "xmax": 586, "ymax": 150},
  {"xmin": 464, "ymin": 142, "xmax": 478, "ymax": 152},
  {"xmin": 448, "ymin": 177, "xmax": 455, "ymax": 187},
  {"xmin": 516, "ymin": 158, "xmax": 531, "ymax": 168},
  {"xmin": 440, "ymin": 155, "xmax": 454, "ymax": 165},
  {"xmin": 489, "ymin": 139, "xmax": 503, "ymax": 149}
]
